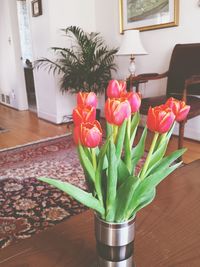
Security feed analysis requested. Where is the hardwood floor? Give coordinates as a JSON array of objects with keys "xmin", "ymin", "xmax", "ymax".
[
  {"xmin": 0, "ymin": 104, "xmax": 68, "ymax": 149},
  {"xmin": 0, "ymin": 104, "xmax": 199, "ymax": 163}
]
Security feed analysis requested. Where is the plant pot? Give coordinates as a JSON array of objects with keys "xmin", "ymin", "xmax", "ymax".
[{"xmin": 94, "ymin": 214, "xmax": 136, "ymax": 267}]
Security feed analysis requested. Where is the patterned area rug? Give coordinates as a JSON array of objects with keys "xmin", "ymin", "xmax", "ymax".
[
  {"xmin": 0, "ymin": 134, "xmax": 146, "ymax": 249},
  {"xmin": 0, "ymin": 134, "xmax": 87, "ymax": 249}
]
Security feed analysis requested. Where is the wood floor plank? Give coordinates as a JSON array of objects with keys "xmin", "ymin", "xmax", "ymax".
[{"xmin": 0, "ymin": 104, "xmax": 68, "ymax": 149}]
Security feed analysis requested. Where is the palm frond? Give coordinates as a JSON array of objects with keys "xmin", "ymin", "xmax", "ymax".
[
  {"xmin": 35, "ymin": 26, "xmax": 118, "ymax": 93},
  {"xmin": 34, "ymin": 58, "xmax": 64, "ymax": 75}
]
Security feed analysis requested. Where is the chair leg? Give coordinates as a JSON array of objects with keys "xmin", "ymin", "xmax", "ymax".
[{"xmin": 178, "ymin": 121, "xmax": 186, "ymax": 162}]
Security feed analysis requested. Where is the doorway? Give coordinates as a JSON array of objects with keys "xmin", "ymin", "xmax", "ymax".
[{"xmin": 17, "ymin": 0, "xmax": 37, "ymax": 112}]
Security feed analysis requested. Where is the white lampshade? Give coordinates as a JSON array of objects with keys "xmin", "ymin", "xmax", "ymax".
[
  {"xmin": 117, "ymin": 30, "xmax": 147, "ymax": 56},
  {"xmin": 117, "ymin": 30, "xmax": 147, "ymax": 77}
]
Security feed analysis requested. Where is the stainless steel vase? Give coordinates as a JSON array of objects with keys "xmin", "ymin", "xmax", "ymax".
[{"xmin": 94, "ymin": 215, "xmax": 136, "ymax": 267}]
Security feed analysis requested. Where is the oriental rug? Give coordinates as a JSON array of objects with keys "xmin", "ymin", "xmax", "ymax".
[
  {"xmin": 0, "ymin": 134, "xmax": 146, "ymax": 249},
  {"xmin": 0, "ymin": 134, "xmax": 87, "ymax": 249}
]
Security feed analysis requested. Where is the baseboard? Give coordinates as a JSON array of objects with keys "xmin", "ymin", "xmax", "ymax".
[
  {"xmin": 37, "ymin": 110, "xmax": 59, "ymax": 124},
  {"xmin": 0, "ymin": 101, "xmax": 17, "ymax": 109},
  {"xmin": 173, "ymin": 124, "xmax": 200, "ymax": 141}
]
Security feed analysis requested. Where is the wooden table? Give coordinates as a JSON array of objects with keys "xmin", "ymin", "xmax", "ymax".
[{"xmin": 1, "ymin": 160, "xmax": 200, "ymax": 267}]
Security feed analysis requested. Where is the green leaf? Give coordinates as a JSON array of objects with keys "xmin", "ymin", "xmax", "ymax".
[
  {"xmin": 106, "ymin": 139, "xmax": 118, "ymax": 221},
  {"xmin": 148, "ymin": 148, "xmax": 186, "ymax": 177},
  {"xmin": 95, "ymin": 137, "xmax": 110, "ymax": 205},
  {"xmin": 83, "ymin": 147, "xmax": 93, "ymax": 163},
  {"xmin": 124, "ymin": 118, "xmax": 132, "ymax": 172},
  {"xmin": 131, "ymin": 188, "xmax": 156, "ymax": 218},
  {"xmin": 144, "ymin": 137, "xmax": 168, "ymax": 178},
  {"xmin": 130, "ymin": 112, "xmax": 140, "ymax": 146},
  {"xmin": 139, "ymin": 162, "xmax": 181, "ymax": 197},
  {"xmin": 38, "ymin": 177, "xmax": 105, "ymax": 216},
  {"xmin": 78, "ymin": 145, "xmax": 96, "ymax": 183},
  {"xmin": 77, "ymin": 147, "xmax": 94, "ymax": 192},
  {"xmin": 103, "ymin": 154, "xmax": 108, "ymax": 170},
  {"xmin": 97, "ymin": 134, "xmax": 111, "ymax": 162},
  {"xmin": 114, "ymin": 176, "xmax": 140, "ymax": 222},
  {"xmin": 131, "ymin": 127, "xmax": 147, "ymax": 172},
  {"xmin": 115, "ymin": 120, "xmax": 127, "ymax": 160},
  {"xmin": 126, "ymin": 150, "xmax": 184, "ymax": 218},
  {"xmin": 117, "ymin": 159, "xmax": 131, "ymax": 186},
  {"xmin": 106, "ymin": 122, "xmax": 113, "ymax": 138},
  {"xmin": 126, "ymin": 161, "xmax": 182, "ymax": 219}
]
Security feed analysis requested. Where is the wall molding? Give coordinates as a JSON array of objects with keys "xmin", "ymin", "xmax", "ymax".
[{"xmin": 37, "ymin": 110, "xmax": 58, "ymax": 124}]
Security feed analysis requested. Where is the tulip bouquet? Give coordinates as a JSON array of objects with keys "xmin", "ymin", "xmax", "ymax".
[{"xmin": 39, "ymin": 80, "xmax": 190, "ymax": 222}]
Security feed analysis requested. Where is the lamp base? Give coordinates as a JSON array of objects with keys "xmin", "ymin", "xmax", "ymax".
[{"xmin": 128, "ymin": 56, "xmax": 136, "ymax": 76}]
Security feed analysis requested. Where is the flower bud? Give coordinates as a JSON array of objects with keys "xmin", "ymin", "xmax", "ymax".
[
  {"xmin": 165, "ymin": 97, "xmax": 190, "ymax": 122},
  {"xmin": 126, "ymin": 92, "xmax": 141, "ymax": 113},
  {"xmin": 106, "ymin": 80, "xmax": 126, "ymax": 98},
  {"xmin": 105, "ymin": 98, "xmax": 131, "ymax": 126},
  {"xmin": 77, "ymin": 92, "xmax": 98, "ymax": 108},
  {"xmin": 74, "ymin": 121, "xmax": 102, "ymax": 148},
  {"xmin": 73, "ymin": 106, "xmax": 96, "ymax": 126},
  {"xmin": 147, "ymin": 105, "xmax": 175, "ymax": 133}
]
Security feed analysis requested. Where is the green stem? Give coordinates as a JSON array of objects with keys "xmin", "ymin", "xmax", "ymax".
[
  {"xmin": 113, "ymin": 125, "xmax": 118, "ymax": 144},
  {"xmin": 156, "ymin": 132, "xmax": 167, "ymax": 150},
  {"xmin": 91, "ymin": 148, "xmax": 97, "ymax": 170},
  {"xmin": 140, "ymin": 132, "xmax": 159, "ymax": 180},
  {"xmin": 124, "ymin": 117, "xmax": 132, "ymax": 173}
]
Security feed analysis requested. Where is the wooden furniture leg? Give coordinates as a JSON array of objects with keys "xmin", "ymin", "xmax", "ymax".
[{"xmin": 178, "ymin": 121, "xmax": 186, "ymax": 161}]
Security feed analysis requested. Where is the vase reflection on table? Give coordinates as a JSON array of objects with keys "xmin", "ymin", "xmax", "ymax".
[{"xmin": 39, "ymin": 80, "xmax": 190, "ymax": 267}]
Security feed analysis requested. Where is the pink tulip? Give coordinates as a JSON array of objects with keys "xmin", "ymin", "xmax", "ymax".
[
  {"xmin": 165, "ymin": 97, "xmax": 190, "ymax": 122},
  {"xmin": 73, "ymin": 106, "xmax": 96, "ymax": 126},
  {"xmin": 77, "ymin": 92, "xmax": 98, "ymax": 108},
  {"xmin": 106, "ymin": 80, "xmax": 127, "ymax": 98},
  {"xmin": 105, "ymin": 98, "xmax": 131, "ymax": 126},
  {"xmin": 74, "ymin": 121, "xmax": 102, "ymax": 148},
  {"xmin": 147, "ymin": 105, "xmax": 175, "ymax": 133},
  {"xmin": 126, "ymin": 92, "xmax": 141, "ymax": 113}
]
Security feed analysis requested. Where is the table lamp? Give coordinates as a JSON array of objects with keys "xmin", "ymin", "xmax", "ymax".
[{"xmin": 117, "ymin": 30, "xmax": 147, "ymax": 77}]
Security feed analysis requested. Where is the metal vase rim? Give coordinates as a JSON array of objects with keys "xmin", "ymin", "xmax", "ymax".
[{"xmin": 94, "ymin": 213, "xmax": 136, "ymax": 247}]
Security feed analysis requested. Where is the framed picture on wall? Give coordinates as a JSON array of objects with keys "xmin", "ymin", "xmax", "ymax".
[
  {"xmin": 32, "ymin": 0, "xmax": 42, "ymax": 17},
  {"xmin": 119, "ymin": 0, "xmax": 179, "ymax": 33}
]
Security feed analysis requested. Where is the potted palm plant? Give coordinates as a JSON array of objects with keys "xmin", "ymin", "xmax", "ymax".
[{"xmin": 35, "ymin": 26, "xmax": 118, "ymax": 119}]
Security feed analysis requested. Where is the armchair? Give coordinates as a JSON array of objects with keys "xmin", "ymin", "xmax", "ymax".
[{"xmin": 131, "ymin": 43, "xmax": 200, "ymax": 150}]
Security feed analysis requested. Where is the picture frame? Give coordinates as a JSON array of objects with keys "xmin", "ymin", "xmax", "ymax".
[
  {"xmin": 31, "ymin": 0, "xmax": 42, "ymax": 17},
  {"xmin": 119, "ymin": 0, "xmax": 179, "ymax": 33}
]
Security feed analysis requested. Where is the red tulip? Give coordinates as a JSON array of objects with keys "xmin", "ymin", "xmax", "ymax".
[
  {"xmin": 126, "ymin": 92, "xmax": 141, "ymax": 113},
  {"xmin": 73, "ymin": 106, "xmax": 96, "ymax": 126},
  {"xmin": 77, "ymin": 92, "xmax": 97, "ymax": 108},
  {"xmin": 106, "ymin": 80, "xmax": 127, "ymax": 98},
  {"xmin": 147, "ymin": 105, "xmax": 175, "ymax": 133},
  {"xmin": 105, "ymin": 98, "xmax": 131, "ymax": 126},
  {"xmin": 165, "ymin": 97, "xmax": 190, "ymax": 122},
  {"xmin": 74, "ymin": 121, "xmax": 102, "ymax": 148}
]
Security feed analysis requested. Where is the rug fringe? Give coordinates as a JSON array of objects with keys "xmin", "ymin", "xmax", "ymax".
[{"xmin": 0, "ymin": 133, "xmax": 72, "ymax": 152}]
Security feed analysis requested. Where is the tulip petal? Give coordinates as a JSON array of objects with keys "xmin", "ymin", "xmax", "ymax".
[
  {"xmin": 147, "ymin": 105, "xmax": 175, "ymax": 133},
  {"xmin": 176, "ymin": 106, "xmax": 190, "ymax": 121},
  {"xmin": 77, "ymin": 92, "xmax": 98, "ymax": 108}
]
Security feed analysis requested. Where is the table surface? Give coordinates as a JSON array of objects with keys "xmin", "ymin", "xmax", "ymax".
[{"xmin": 1, "ymin": 160, "xmax": 200, "ymax": 267}]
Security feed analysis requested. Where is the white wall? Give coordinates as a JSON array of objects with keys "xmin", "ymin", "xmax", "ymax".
[
  {"xmin": 0, "ymin": 0, "xmax": 28, "ymax": 110},
  {"xmin": 28, "ymin": 0, "xmax": 96, "ymax": 123},
  {"xmin": 94, "ymin": 0, "xmax": 200, "ymax": 141}
]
